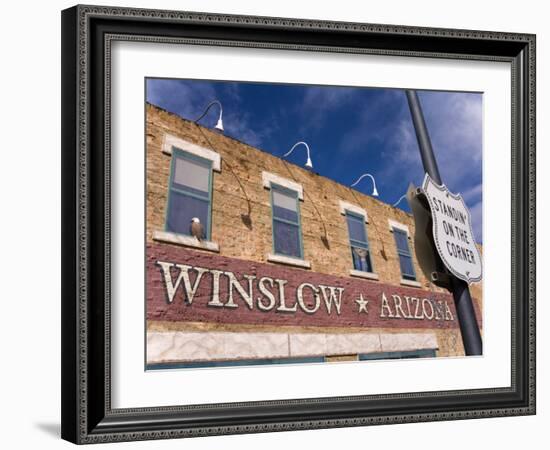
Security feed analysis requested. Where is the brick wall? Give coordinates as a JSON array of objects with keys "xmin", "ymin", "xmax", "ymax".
[{"xmin": 145, "ymin": 103, "xmax": 483, "ymax": 359}]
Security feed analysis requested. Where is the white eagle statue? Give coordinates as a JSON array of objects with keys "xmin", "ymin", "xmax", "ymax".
[{"xmin": 190, "ymin": 217, "xmax": 204, "ymax": 241}]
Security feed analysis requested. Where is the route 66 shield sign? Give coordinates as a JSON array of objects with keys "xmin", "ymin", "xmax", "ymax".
[{"xmin": 422, "ymin": 174, "xmax": 482, "ymax": 284}]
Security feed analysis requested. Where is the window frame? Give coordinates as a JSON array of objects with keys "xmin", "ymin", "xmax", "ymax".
[
  {"xmin": 358, "ymin": 349, "xmax": 437, "ymax": 361},
  {"xmin": 164, "ymin": 146, "xmax": 214, "ymax": 241},
  {"xmin": 344, "ymin": 210, "xmax": 375, "ymax": 274},
  {"xmin": 392, "ymin": 226, "xmax": 417, "ymax": 281},
  {"xmin": 269, "ymin": 182, "xmax": 304, "ymax": 260}
]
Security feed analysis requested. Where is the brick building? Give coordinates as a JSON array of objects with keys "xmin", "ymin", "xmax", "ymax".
[{"xmin": 145, "ymin": 103, "xmax": 483, "ymax": 369}]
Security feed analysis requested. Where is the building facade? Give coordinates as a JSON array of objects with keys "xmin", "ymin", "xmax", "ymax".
[{"xmin": 145, "ymin": 103, "xmax": 483, "ymax": 368}]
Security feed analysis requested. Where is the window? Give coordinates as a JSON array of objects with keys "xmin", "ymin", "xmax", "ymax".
[
  {"xmin": 392, "ymin": 227, "xmax": 416, "ymax": 280},
  {"xmin": 345, "ymin": 212, "xmax": 373, "ymax": 273},
  {"xmin": 358, "ymin": 349, "xmax": 436, "ymax": 361},
  {"xmin": 165, "ymin": 148, "xmax": 212, "ymax": 240},
  {"xmin": 270, "ymin": 184, "xmax": 303, "ymax": 259}
]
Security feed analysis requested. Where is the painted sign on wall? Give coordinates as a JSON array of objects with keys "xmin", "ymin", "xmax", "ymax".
[{"xmin": 147, "ymin": 244, "xmax": 483, "ymax": 330}]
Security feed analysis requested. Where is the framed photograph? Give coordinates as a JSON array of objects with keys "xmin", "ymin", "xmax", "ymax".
[{"xmin": 61, "ymin": 4, "xmax": 536, "ymax": 444}]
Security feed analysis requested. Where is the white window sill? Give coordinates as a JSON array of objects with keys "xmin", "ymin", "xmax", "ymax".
[
  {"xmin": 267, "ymin": 253, "xmax": 311, "ymax": 269},
  {"xmin": 400, "ymin": 278, "xmax": 421, "ymax": 288},
  {"xmin": 153, "ymin": 230, "xmax": 220, "ymax": 252},
  {"xmin": 350, "ymin": 270, "xmax": 379, "ymax": 281}
]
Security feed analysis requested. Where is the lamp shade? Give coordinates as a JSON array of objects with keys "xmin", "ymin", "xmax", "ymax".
[{"xmin": 214, "ymin": 117, "xmax": 224, "ymax": 132}]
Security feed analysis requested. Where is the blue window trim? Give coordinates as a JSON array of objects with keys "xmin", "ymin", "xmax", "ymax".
[
  {"xmin": 147, "ymin": 356, "xmax": 325, "ymax": 370},
  {"xmin": 145, "ymin": 349, "xmax": 437, "ymax": 370},
  {"xmin": 345, "ymin": 210, "xmax": 375, "ymax": 273},
  {"xmin": 269, "ymin": 182, "xmax": 304, "ymax": 259},
  {"xmin": 165, "ymin": 147, "xmax": 214, "ymax": 240},
  {"xmin": 358, "ymin": 349, "xmax": 436, "ymax": 360},
  {"xmin": 392, "ymin": 227, "xmax": 416, "ymax": 280}
]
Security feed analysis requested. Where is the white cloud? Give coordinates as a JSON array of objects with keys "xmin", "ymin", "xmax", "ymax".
[
  {"xmin": 461, "ymin": 183, "xmax": 483, "ymax": 204},
  {"xmin": 375, "ymin": 91, "xmax": 482, "ymax": 188},
  {"xmin": 146, "ymin": 79, "xmax": 217, "ymax": 121},
  {"xmin": 419, "ymin": 91, "xmax": 483, "ymax": 186},
  {"xmin": 297, "ymin": 86, "xmax": 355, "ymax": 133},
  {"xmin": 223, "ymin": 109, "xmax": 278, "ymax": 149},
  {"xmin": 388, "ymin": 118, "xmax": 418, "ymax": 164},
  {"xmin": 375, "ymin": 91, "xmax": 483, "ymax": 239},
  {"xmin": 337, "ymin": 89, "xmax": 406, "ymax": 156},
  {"xmin": 302, "ymin": 86, "xmax": 353, "ymax": 110},
  {"xmin": 146, "ymin": 79, "xmax": 275, "ymax": 150},
  {"xmin": 469, "ymin": 200, "xmax": 483, "ymax": 244}
]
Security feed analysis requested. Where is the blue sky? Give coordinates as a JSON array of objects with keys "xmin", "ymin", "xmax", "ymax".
[{"xmin": 146, "ymin": 79, "xmax": 483, "ymax": 243}]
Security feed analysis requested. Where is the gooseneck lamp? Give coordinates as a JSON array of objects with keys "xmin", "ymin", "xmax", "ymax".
[
  {"xmin": 350, "ymin": 173, "xmax": 379, "ymax": 197},
  {"xmin": 194, "ymin": 100, "xmax": 224, "ymax": 132},
  {"xmin": 283, "ymin": 141, "xmax": 313, "ymax": 169}
]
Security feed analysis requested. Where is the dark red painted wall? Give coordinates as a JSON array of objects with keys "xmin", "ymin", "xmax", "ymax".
[{"xmin": 147, "ymin": 243, "xmax": 482, "ymax": 330}]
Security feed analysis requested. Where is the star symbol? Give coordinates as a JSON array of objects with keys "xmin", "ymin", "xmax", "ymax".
[{"xmin": 355, "ymin": 294, "xmax": 369, "ymax": 314}]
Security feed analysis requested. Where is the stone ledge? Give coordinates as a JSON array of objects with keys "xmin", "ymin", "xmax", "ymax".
[
  {"xmin": 339, "ymin": 201, "xmax": 369, "ymax": 222},
  {"xmin": 262, "ymin": 171, "xmax": 304, "ymax": 199},
  {"xmin": 388, "ymin": 219, "xmax": 411, "ymax": 236},
  {"xmin": 162, "ymin": 133, "xmax": 221, "ymax": 171},
  {"xmin": 147, "ymin": 331, "xmax": 438, "ymax": 364},
  {"xmin": 400, "ymin": 278, "xmax": 422, "ymax": 288},
  {"xmin": 350, "ymin": 269, "xmax": 379, "ymax": 281},
  {"xmin": 267, "ymin": 253, "xmax": 311, "ymax": 269},
  {"xmin": 153, "ymin": 230, "xmax": 220, "ymax": 252},
  {"xmin": 380, "ymin": 332, "xmax": 438, "ymax": 352}
]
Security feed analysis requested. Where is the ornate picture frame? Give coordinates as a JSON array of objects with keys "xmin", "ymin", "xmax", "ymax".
[{"xmin": 61, "ymin": 4, "xmax": 535, "ymax": 444}]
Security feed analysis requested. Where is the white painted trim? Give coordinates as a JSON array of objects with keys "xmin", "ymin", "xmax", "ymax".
[
  {"xmin": 162, "ymin": 133, "xmax": 221, "ymax": 172},
  {"xmin": 349, "ymin": 270, "xmax": 379, "ymax": 280},
  {"xmin": 153, "ymin": 230, "xmax": 220, "ymax": 252},
  {"xmin": 379, "ymin": 333, "xmax": 438, "ymax": 353},
  {"xmin": 388, "ymin": 219, "xmax": 411, "ymax": 237},
  {"xmin": 262, "ymin": 171, "xmax": 303, "ymax": 200},
  {"xmin": 148, "ymin": 331, "xmax": 288, "ymax": 363},
  {"xmin": 400, "ymin": 278, "xmax": 422, "ymax": 288},
  {"xmin": 147, "ymin": 331, "xmax": 438, "ymax": 363},
  {"xmin": 267, "ymin": 253, "xmax": 311, "ymax": 269},
  {"xmin": 290, "ymin": 333, "xmax": 381, "ymax": 358},
  {"xmin": 339, "ymin": 200, "xmax": 369, "ymax": 222}
]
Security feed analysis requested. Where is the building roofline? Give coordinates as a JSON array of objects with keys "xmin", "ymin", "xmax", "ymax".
[{"xmin": 146, "ymin": 102, "xmax": 415, "ymax": 219}]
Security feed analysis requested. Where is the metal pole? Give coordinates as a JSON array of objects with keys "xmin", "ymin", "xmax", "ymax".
[{"xmin": 405, "ymin": 90, "xmax": 482, "ymax": 356}]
